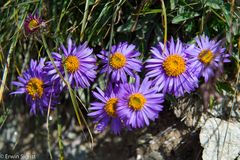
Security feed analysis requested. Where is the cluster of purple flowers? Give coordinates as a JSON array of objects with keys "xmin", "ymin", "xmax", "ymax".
[
  {"xmin": 88, "ymin": 76, "xmax": 164, "ymax": 134},
  {"xmin": 11, "ymin": 14, "xmax": 230, "ymax": 134},
  {"xmin": 11, "ymin": 38, "xmax": 97, "ymax": 115},
  {"xmin": 88, "ymin": 37, "xmax": 230, "ymax": 134}
]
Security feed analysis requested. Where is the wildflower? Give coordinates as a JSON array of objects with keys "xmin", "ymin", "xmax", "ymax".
[
  {"xmin": 97, "ymin": 42, "xmax": 142, "ymax": 82},
  {"xmin": 46, "ymin": 38, "xmax": 97, "ymax": 89},
  {"xmin": 185, "ymin": 35, "xmax": 230, "ymax": 82},
  {"xmin": 88, "ymin": 85, "xmax": 122, "ymax": 134},
  {"xmin": 117, "ymin": 77, "xmax": 164, "ymax": 129},
  {"xmin": 145, "ymin": 38, "xmax": 198, "ymax": 97},
  {"xmin": 11, "ymin": 58, "xmax": 58, "ymax": 115},
  {"xmin": 24, "ymin": 13, "xmax": 45, "ymax": 34}
]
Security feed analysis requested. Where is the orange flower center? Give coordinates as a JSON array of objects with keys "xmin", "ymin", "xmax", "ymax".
[
  {"xmin": 110, "ymin": 52, "xmax": 126, "ymax": 69},
  {"xmin": 64, "ymin": 56, "xmax": 80, "ymax": 73},
  {"xmin": 28, "ymin": 19, "xmax": 39, "ymax": 31},
  {"xmin": 128, "ymin": 93, "xmax": 146, "ymax": 110},
  {"xmin": 163, "ymin": 54, "xmax": 186, "ymax": 77},
  {"xmin": 198, "ymin": 49, "xmax": 214, "ymax": 64},
  {"xmin": 26, "ymin": 78, "xmax": 44, "ymax": 100},
  {"xmin": 104, "ymin": 98, "xmax": 118, "ymax": 117}
]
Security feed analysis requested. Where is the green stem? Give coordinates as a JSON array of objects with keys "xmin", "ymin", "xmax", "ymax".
[
  {"xmin": 57, "ymin": 108, "xmax": 64, "ymax": 160},
  {"xmin": 0, "ymin": 33, "xmax": 19, "ymax": 103},
  {"xmin": 41, "ymin": 34, "xmax": 93, "ymax": 145},
  {"xmin": 42, "ymin": 34, "xmax": 93, "ymax": 143},
  {"xmin": 160, "ymin": 0, "xmax": 167, "ymax": 52},
  {"xmin": 200, "ymin": 1, "xmax": 206, "ymax": 34},
  {"xmin": 63, "ymin": 67, "xmax": 93, "ymax": 144},
  {"xmin": 80, "ymin": 0, "xmax": 90, "ymax": 41},
  {"xmin": 46, "ymin": 85, "xmax": 54, "ymax": 160},
  {"xmin": 55, "ymin": 0, "xmax": 69, "ymax": 34},
  {"xmin": 21, "ymin": 37, "xmax": 32, "ymax": 73},
  {"xmin": 41, "ymin": 35, "xmax": 68, "ymax": 85},
  {"xmin": 209, "ymin": 8, "xmax": 226, "ymax": 23},
  {"xmin": 106, "ymin": 1, "xmax": 116, "ymax": 85},
  {"xmin": 47, "ymin": 117, "xmax": 53, "ymax": 160}
]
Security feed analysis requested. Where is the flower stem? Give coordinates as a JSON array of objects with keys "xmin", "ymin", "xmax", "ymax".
[
  {"xmin": 0, "ymin": 33, "xmax": 19, "ymax": 103},
  {"xmin": 80, "ymin": 0, "xmax": 90, "ymax": 41},
  {"xmin": 160, "ymin": 0, "xmax": 167, "ymax": 52},
  {"xmin": 57, "ymin": 107, "xmax": 64, "ymax": 160},
  {"xmin": 41, "ymin": 34, "xmax": 93, "ymax": 145}
]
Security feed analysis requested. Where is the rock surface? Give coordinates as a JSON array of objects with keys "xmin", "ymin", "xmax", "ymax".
[
  {"xmin": 200, "ymin": 118, "xmax": 240, "ymax": 160},
  {"xmin": 174, "ymin": 94, "xmax": 207, "ymax": 128}
]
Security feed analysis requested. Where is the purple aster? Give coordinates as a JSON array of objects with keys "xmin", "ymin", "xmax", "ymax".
[
  {"xmin": 97, "ymin": 42, "xmax": 142, "ymax": 82},
  {"xmin": 11, "ymin": 58, "xmax": 58, "ymax": 115},
  {"xmin": 88, "ymin": 85, "xmax": 122, "ymax": 135},
  {"xmin": 185, "ymin": 35, "xmax": 230, "ymax": 82},
  {"xmin": 145, "ymin": 38, "xmax": 198, "ymax": 97},
  {"xmin": 117, "ymin": 77, "xmax": 164, "ymax": 129},
  {"xmin": 46, "ymin": 38, "xmax": 97, "ymax": 89},
  {"xmin": 24, "ymin": 13, "xmax": 45, "ymax": 34}
]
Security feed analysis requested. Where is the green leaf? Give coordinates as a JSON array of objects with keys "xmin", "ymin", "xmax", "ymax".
[
  {"xmin": 221, "ymin": 4, "xmax": 231, "ymax": 25},
  {"xmin": 172, "ymin": 12, "xmax": 199, "ymax": 24},
  {"xmin": 139, "ymin": 9, "xmax": 162, "ymax": 15},
  {"xmin": 170, "ymin": 0, "xmax": 177, "ymax": 10},
  {"xmin": 88, "ymin": 2, "xmax": 113, "ymax": 41},
  {"xmin": 209, "ymin": 95, "xmax": 215, "ymax": 110},
  {"xmin": 205, "ymin": 0, "xmax": 222, "ymax": 9},
  {"xmin": 232, "ymin": 20, "xmax": 239, "ymax": 35},
  {"xmin": 117, "ymin": 17, "xmax": 135, "ymax": 32},
  {"xmin": 89, "ymin": 0, "xmax": 95, "ymax": 5},
  {"xmin": 0, "ymin": 115, "xmax": 6, "ymax": 124}
]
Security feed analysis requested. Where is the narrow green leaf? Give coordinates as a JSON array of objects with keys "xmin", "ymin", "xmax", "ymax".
[
  {"xmin": 170, "ymin": 0, "xmax": 176, "ymax": 10},
  {"xmin": 205, "ymin": 0, "xmax": 222, "ymax": 10},
  {"xmin": 172, "ymin": 12, "xmax": 199, "ymax": 24}
]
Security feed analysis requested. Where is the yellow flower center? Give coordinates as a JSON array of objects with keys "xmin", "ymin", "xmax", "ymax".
[
  {"xmin": 104, "ymin": 98, "xmax": 118, "ymax": 117},
  {"xmin": 26, "ymin": 78, "xmax": 44, "ymax": 100},
  {"xmin": 163, "ymin": 54, "xmax": 186, "ymax": 77},
  {"xmin": 64, "ymin": 56, "xmax": 80, "ymax": 73},
  {"xmin": 110, "ymin": 52, "xmax": 126, "ymax": 69},
  {"xmin": 198, "ymin": 49, "xmax": 214, "ymax": 64},
  {"xmin": 128, "ymin": 93, "xmax": 146, "ymax": 110},
  {"xmin": 28, "ymin": 19, "xmax": 39, "ymax": 31}
]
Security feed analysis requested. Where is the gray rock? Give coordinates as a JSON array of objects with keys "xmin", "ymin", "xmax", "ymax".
[
  {"xmin": 200, "ymin": 118, "xmax": 240, "ymax": 160},
  {"xmin": 144, "ymin": 151, "xmax": 164, "ymax": 160},
  {"xmin": 208, "ymin": 95, "xmax": 240, "ymax": 118}
]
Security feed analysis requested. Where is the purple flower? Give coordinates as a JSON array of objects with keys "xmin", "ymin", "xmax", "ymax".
[
  {"xmin": 117, "ymin": 77, "xmax": 164, "ymax": 129},
  {"xmin": 97, "ymin": 42, "xmax": 142, "ymax": 82},
  {"xmin": 11, "ymin": 58, "xmax": 58, "ymax": 115},
  {"xmin": 185, "ymin": 35, "xmax": 230, "ymax": 82},
  {"xmin": 145, "ymin": 38, "xmax": 198, "ymax": 97},
  {"xmin": 24, "ymin": 13, "xmax": 45, "ymax": 34},
  {"xmin": 88, "ymin": 85, "xmax": 122, "ymax": 135},
  {"xmin": 46, "ymin": 38, "xmax": 97, "ymax": 89}
]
